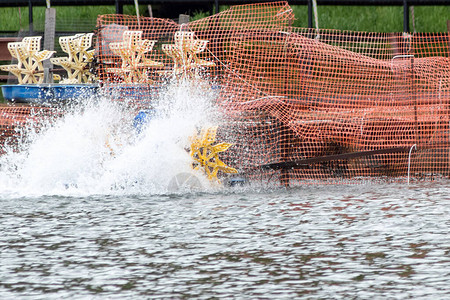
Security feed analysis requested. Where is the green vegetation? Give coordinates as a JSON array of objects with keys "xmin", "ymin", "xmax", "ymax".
[
  {"xmin": 0, "ymin": 5, "xmax": 147, "ymax": 32},
  {"xmin": 1, "ymin": 4, "xmax": 450, "ymax": 33},
  {"xmin": 291, "ymin": 5, "xmax": 450, "ymax": 32},
  {"xmin": 0, "ymin": 4, "xmax": 449, "ymax": 33},
  {"xmin": 292, "ymin": 5, "xmax": 403, "ymax": 31}
]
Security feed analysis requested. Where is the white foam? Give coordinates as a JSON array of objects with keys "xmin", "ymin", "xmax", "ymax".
[{"xmin": 0, "ymin": 79, "xmax": 221, "ymax": 197}]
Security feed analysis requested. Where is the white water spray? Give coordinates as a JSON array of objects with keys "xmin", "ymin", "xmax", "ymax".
[{"xmin": 0, "ymin": 80, "xmax": 220, "ymax": 197}]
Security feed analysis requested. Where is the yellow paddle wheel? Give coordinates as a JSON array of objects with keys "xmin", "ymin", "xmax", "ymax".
[
  {"xmin": 162, "ymin": 31, "xmax": 235, "ymax": 183},
  {"xmin": 189, "ymin": 126, "xmax": 238, "ymax": 184}
]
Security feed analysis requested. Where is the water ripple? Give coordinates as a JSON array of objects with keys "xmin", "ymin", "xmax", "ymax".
[{"xmin": 1, "ymin": 183, "xmax": 450, "ymax": 298}]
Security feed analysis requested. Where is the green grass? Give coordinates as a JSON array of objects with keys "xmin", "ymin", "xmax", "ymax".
[
  {"xmin": 292, "ymin": 6, "xmax": 403, "ymax": 32},
  {"xmin": 0, "ymin": 5, "xmax": 449, "ymax": 33},
  {"xmin": 292, "ymin": 5, "xmax": 450, "ymax": 32},
  {"xmin": 0, "ymin": 5, "xmax": 144, "ymax": 32}
]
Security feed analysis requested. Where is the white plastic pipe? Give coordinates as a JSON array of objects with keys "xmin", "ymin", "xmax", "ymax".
[
  {"xmin": 312, "ymin": 0, "xmax": 319, "ymax": 30},
  {"xmin": 134, "ymin": 0, "xmax": 140, "ymax": 28},
  {"xmin": 407, "ymin": 144, "xmax": 417, "ymax": 185}
]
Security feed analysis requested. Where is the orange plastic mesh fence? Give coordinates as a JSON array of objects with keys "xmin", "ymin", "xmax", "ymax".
[
  {"xmin": 2, "ymin": 1, "xmax": 450, "ymax": 185},
  {"xmin": 94, "ymin": 1, "xmax": 450, "ymax": 185},
  {"xmin": 0, "ymin": 106, "xmax": 55, "ymax": 154}
]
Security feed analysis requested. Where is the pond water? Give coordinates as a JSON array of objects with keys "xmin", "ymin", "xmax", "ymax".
[
  {"xmin": 1, "ymin": 183, "xmax": 449, "ymax": 299},
  {"xmin": 0, "ymin": 81, "xmax": 449, "ymax": 298}
]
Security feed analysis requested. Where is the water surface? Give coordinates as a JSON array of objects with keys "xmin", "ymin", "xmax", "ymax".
[{"xmin": 1, "ymin": 183, "xmax": 449, "ymax": 299}]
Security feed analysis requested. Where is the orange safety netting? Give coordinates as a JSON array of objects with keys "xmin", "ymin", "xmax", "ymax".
[
  {"xmin": 0, "ymin": 105, "xmax": 56, "ymax": 154},
  {"xmin": 2, "ymin": 1, "xmax": 450, "ymax": 185},
  {"xmin": 94, "ymin": 1, "xmax": 450, "ymax": 185}
]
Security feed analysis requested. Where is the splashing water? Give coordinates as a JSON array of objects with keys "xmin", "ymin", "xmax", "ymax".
[{"xmin": 0, "ymin": 80, "xmax": 221, "ymax": 197}]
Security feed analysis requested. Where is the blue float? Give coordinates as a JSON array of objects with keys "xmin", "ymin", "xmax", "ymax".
[
  {"xmin": 133, "ymin": 109, "xmax": 155, "ymax": 134},
  {"xmin": 1, "ymin": 84, "xmax": 99, "ymax": 104}
]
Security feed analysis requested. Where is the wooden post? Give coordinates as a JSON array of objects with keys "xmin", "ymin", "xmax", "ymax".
[
  {"xmin": 43, "ymin": 7, "xmax": 56, "ymax": 83},
  {"xmin": 179, "ymin": 14, "xmax": 189, "ymax": 32},
  {"xmin": 179, "ymin": 14, "xmax": 189, "ymax": 25}
]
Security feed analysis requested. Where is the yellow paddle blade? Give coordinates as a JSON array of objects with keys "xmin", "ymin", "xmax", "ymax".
[{"xmin": 189, "ymin": 126, "xmax": 237, "ymax": 183}]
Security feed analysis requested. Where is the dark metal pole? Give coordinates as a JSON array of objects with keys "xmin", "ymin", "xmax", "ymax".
[
  {"xmin": 308, "ymin": 0, "xmax": 313, "ymax": 28},
  {"xmin": 115, "ymin": 0, "xmax": 123, "ymax": 14},
  {"xmin": 28, "ymin": 0, "xmax": 33, "ymax": 34},
  {"xmin": 403, "ymin": 0, "xmax": 410, "ymax": 32},
  {"xmin": 215, "ymin": 0, "xmax": 219, "ymax": 14}
]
